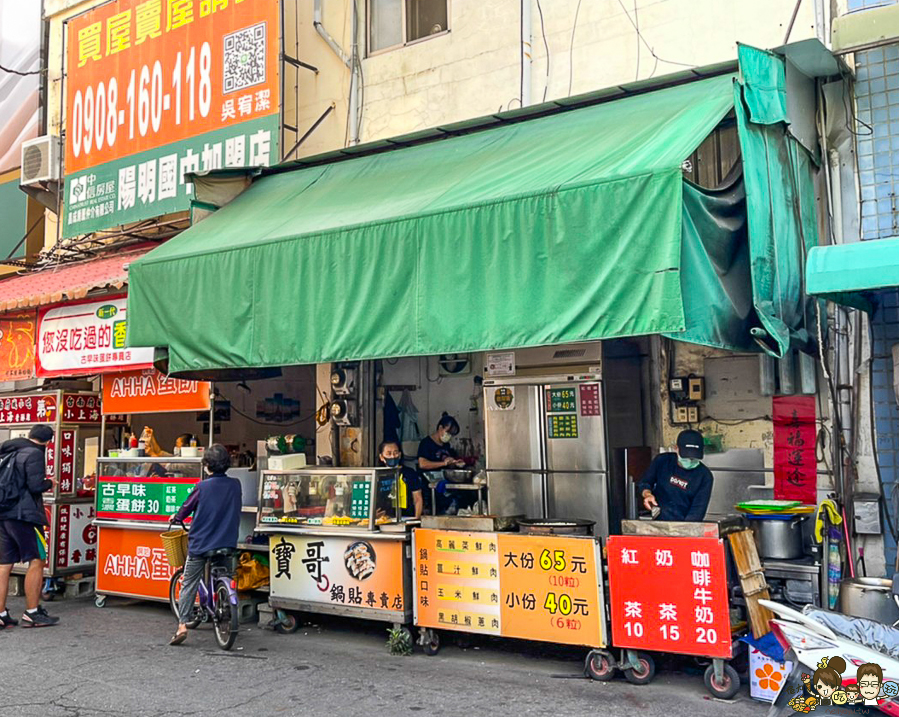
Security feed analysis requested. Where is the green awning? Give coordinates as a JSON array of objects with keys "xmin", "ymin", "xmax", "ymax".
[
  {"xmin": 128, "ymin": 75, "xmax": 741, "ymax": 374},
  {"xmin": 127, "ymin": 53, "xmax": 819, "ymax": 376},
  {"xmin": 806, "ymin": 238, "xmax": 899, "ymax": 311}
]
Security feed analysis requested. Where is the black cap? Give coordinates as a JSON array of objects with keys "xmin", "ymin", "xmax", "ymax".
[
  {"xmin": 29, "ymin": 424, "xmax": 54, "ymax": 444},
  {"xmin": 677, "ymin": 429, "xmax": 704, "ymax": 460}
]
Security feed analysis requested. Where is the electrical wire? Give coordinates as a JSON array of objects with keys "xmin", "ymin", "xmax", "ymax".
[
  {"xmin": 613, "ymin": 0, "xmax": 695, "ymax": 70},
  {"xmin": 633, "ymin": 0, "xmax": 640, "ymax": 81},
  {"xmin": 842, "ymin": 72, "xmax": 874, "ymax": 137},
  {"xmin": 0, "ymin": 63, "xmax": 41, "ymax": 77},
  {"xmin": 534, "ymin": 0, "xmax": 551, "ymax": 103},
  {"xmin": 567, "ymin": 0, "xmax": 583, "ymax": 97},
  {"xmin": 700, "ymin": 415, "xmax": 771, "ymax": 426}
]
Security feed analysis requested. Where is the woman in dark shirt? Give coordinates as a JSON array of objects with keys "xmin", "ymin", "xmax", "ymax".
[{"xmin": 417, "ymin": 413, "xmax": 465, "ymax": 472}]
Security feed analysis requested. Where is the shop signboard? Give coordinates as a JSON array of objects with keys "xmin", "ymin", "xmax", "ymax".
[
  {"xmin": 57, "ymin": 429, "xmax": 77, "ymax": 495},
  {"xmin": 36, "ymin": 296, "xmax": 155, "ymax": 377},
  {"xmin": 63, "ymin": 0, "xmax": 281, "ymax": 238},
  {"xmin": 0, "ymin": 311, "xmax": 36, "ymax": 381},
  {"xmin": 606, "ymin": 535, "xmax": 731, "ymax": 659},
  {"xmin": 97, "ymin": 475, "xmax": 199, "ymax": 521},
  {"xmin": 0, "ymin": 393, "xmax": 57, "ymax": 425},
  {"xmin": 102, "ymin": 368, "xmax": 210, "ymax": 414},
  {"xmin": 55, "ymin": 503, "xmax": 98, "ymax": 570},
  {"xmin": 773, "ymin": 395, "xmax": 817, "ymax": 504},
  {"xmin": 96, "ymin": 524, "xmax": 175, "ymax": 600},
  {"xmin": 269, "ymin": 535, "xmax": 407, "ymax": 614},
  {"xmin": 413, "ymin": 529, "xmax": 606, "ymax": 647}
]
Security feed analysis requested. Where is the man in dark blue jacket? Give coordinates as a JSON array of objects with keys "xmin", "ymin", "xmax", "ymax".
[
  {"xmin": 0, "ymin": 424, "xmax": 59, "ymax": 628},
  {"xmin": 638, "ymin": 429, "xmax": 714, "ymax": 522},
  {"xmin": 169, "ymin": 443, "xmax": 241, "ymax": 645}
]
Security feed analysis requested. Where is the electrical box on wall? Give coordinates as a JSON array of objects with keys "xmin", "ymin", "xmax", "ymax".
[{"xmin": 671, "ymin": 403, "xmax": 700, "ymax": 425}]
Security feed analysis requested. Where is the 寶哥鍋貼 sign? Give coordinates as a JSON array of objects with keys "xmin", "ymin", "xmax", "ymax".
[{"xmin": 64, "ymin": 0, "xmax": 281, "ymax": 238}]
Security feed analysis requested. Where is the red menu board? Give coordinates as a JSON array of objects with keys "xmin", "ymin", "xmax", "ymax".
[
  {"xmin": 607, "ymin": 536, "xmax": 731, "ymax": 658},
  {"xmin": 58, "ymin": 430, "xmax": 77, "ymax": 495},
  {"xmin": 773, "ymin": 395, "xmax": 817, "ymax": 504},
  {"xmin": 0, "ymin": 394, "xmax": 57, "ymax": 425}
]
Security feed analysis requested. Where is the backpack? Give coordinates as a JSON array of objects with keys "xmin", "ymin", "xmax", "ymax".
[{"xmin": 0, "ymin": 451, "xmax": 24, "ymax": 513}]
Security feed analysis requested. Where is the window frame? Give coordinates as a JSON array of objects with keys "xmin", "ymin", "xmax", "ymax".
[{"xmin": 366, "ymin": 0, "xmax": 450, "ymax": 56}]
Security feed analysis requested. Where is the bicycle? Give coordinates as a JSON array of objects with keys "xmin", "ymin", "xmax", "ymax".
[{"xmin": 168, "ymin": 541, "xmax": 240, "ymax": 651}]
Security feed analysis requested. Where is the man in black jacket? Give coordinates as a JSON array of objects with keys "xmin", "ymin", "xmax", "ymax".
[{"xmin": 0, "ymin": 424, "xmax": 59, "ymax": 628}]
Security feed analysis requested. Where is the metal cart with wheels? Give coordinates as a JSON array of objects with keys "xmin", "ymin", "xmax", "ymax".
[
  {"xmin": 606, "ymin": 534, "xmax": 741, "ymax": 698},
  {"xmin": 412, "ymin": 528, "xmax": 609, "ymax": 664}
]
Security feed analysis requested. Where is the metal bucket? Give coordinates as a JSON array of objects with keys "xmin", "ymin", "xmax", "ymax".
[
  {"xmin": 838, "ymin": 578, "xmax": 899, "ymax": 624},
  {"xmin": 750, "ymin": 516, "xmax": 804, "ymax": 560}
]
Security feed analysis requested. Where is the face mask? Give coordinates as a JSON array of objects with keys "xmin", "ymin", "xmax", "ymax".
[
  {"xmin": 678, "ymin": 457, "xmax": 700, "ymax": 470},
  {"xmin": 440, "ymin": 432, "xmax": 452, "ymax": 444},
  {"xmin": 385, "ymin": 457, "xmax": 400, "ymax": 467}
]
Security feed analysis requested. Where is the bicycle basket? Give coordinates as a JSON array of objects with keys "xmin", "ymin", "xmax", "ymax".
[{"xmin": 161, "ymin": 529, "xmax": 189, "ymax": 568}]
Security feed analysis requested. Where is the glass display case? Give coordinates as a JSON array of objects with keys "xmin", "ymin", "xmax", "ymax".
[
  {"xmin": 95, "ymin": 457, "xmax": 204, "ymax": 523},
  {"xmin": 257, "ymin": 467, "xmax": 403, "ymax": 531}
]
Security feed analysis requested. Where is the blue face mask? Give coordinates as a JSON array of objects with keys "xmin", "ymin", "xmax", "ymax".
[
  {"xmin": 384, "ymin": 457, "xmax": 400, "ymax": 467},
  {"xmin": 678, "ymin": 456, "xmax": 700, "ymax": 471}
]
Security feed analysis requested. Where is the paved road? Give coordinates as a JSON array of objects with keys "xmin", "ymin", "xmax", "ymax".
[{"xmin": 0, "ymin": 595, "xmax": 768, "ymax": 717}]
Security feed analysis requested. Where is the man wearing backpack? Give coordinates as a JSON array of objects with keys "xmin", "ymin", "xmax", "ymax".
[{"xmin": 0, "ymin": 425, "xmax": 59, "ymax": 628}]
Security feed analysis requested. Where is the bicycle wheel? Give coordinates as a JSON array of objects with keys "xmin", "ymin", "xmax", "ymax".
[
  {"xmin": 213, "ymin": 582, "xmax": 238, "ymax": 650},
  {"xmin": 169, "ymin": 568, "xmax": 203, "ymax": 629}
]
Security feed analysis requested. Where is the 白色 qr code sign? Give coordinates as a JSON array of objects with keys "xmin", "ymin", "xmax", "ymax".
[{"xmin": 224, "ymin": 22, "xmax": 267, "ymax": 94}]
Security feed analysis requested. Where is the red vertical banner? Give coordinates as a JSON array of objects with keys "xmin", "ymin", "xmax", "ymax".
[{"xmin": 773, "ymin": 396, "xmax": 817, "ymax": 504}]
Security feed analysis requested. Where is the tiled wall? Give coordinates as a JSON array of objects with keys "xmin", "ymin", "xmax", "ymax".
[{"xmin": 855, "ymin": 46, "xmax": 899, "ymax": 571}]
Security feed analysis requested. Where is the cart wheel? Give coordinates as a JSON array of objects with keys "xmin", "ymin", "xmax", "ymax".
[
  {"xmin": 275, "ymin": 611, "xmax": 300, "ymax": 635},
  {"xmin": 704, "ymin": 663, "xmax": 740, "ymax": 700},
  {"xmin": 585, "ymin": 650, "xmax": 615, "ymax": 681},
  {"xmin": 41, "ymin": 591, "xmax": 55, "ymax": 602},
  {"xmin": 422, "ymin": 629, "xmax": 441, "ymax": 656},
  {"xmin": 623, "ymin": 653, "xmax": 656, "ymax": 685},
  {"xmin": 94, "ymin": 596, "xmax": 106, "ymax": 609},
  {"xmin": 454, "ymin": 633, "xmax": 472, "ymax": 649}
]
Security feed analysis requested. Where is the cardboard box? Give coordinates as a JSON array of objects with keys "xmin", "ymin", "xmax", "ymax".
[{"xmin": 750, "ymin": 647, "xmax": 793, "ymax": 702}]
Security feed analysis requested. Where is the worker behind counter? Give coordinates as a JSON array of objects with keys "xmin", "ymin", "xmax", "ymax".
[
  {"xmin": 377, "ymin": 440, "xmax": 423, "ymax": 519},
  {"xmin": 638, "ymin": 429, "xmax": 714, "ymax": 522}
]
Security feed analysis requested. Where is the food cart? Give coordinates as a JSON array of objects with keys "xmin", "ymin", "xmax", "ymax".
[
  {"xmin": 412, "ymin": 526, "xmax": 607, "ymax": 659},
  {"xmin": 93, "ymin": 456, "xmax": 204, "ymax": 606},
  {"xmin": 255, "ymin": 467, "xmax": 413, "ymax": 633},
  {"xmin": 0, "ymin": 390, "xmax": 125, "ymax": 581},
  {"xmin": 606, "ymin": 526, "xmax": 739, "ymax": 698}
]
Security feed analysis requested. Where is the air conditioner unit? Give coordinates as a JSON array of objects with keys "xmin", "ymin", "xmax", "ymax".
[
  {"xmin": 20, "ymin": 135, "xmax": 61, "ymax": 186},
  {"xmin": 502, "ymin": 342, "xmax": 603, "ymax": 378}
]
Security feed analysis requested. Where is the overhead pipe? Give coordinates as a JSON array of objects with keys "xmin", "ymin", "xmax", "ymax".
[
  {"xmin": 520, "ymin": 0, "xmax": 532, "ymax": 107},
  {"xmin": 314, "ymin": 0, "xmax": 360, "ymax": 144}
]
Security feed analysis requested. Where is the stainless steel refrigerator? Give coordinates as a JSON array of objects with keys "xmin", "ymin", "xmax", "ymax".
[{"xmin": 483, "ymin": 374, "xmax": 609, "ymax": 536}]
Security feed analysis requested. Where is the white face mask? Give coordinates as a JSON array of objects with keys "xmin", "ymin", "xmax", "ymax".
[{"xmin": 440, "ymin": 432, "xmax": 452, "ymax": 444}]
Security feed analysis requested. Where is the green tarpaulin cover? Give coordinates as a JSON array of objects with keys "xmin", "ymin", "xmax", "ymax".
[
  {"xmin": 807, "ymin": 237, "xmax": 899, "ymax": 311},
  {"xmin": 127, "ymin": 50, "xmax": 818, "ymax": 375}
]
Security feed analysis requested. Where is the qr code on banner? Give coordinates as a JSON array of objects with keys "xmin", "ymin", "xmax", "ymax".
[{"xmin": 223, "ymin": 21, "xmax": 267, "ymax": 94}]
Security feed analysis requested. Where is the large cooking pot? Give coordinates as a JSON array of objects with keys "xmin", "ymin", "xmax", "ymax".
[
  {"xmin": 518, "ymin": 518, "xmax": 595, "ymax": 536},
  {"xmin": 749, "ymin": 516, "xmax": 804, "ymax": 560},
  {"xmin": 839, "ymin": 578, "xmax": 899, "ymax": 624}
]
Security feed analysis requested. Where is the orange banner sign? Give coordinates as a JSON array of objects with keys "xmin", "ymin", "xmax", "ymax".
[
  {"xmin": 0, "ymin": 312, "xmax": 36, "ymax": 381},
  {"xmin": 414, "ymin": 529, "xmax": 606, "ymax": 647},
  {"xmin": 269, "ymin": 534, "xmax": 408, "ymax": 615},
  {"xmin": 102, "ymin": 368, "xmax": 211, "ymax": 414},
  {"xmin": 65, "ymin": 0, "xmax": 281, "ymax": 175},
  {"xmin": 96, "ymin": 524, "xmax": 176, "ymax": 601}
]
